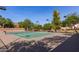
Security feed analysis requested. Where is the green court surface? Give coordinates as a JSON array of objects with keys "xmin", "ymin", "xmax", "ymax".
[{"xmin": 8, "ymin": 32, "xmax": 51, "ymax": 39}]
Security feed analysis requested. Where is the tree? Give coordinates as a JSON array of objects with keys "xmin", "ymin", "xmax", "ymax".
[
  {"xmin": 0, "ymin": 16, "xmax": 14, "ymax": 28},
  {"xmin": 0, "ymin": 6, "xmax": 6, "ymax": 28},
  {"xmin": 65, "ymin": 13, "xmax": 79, "ymax": 26},
  {"xmin": 18, "ymin": 21, "xmax": 25, "ymax": 28},
  {"xmin": 24, "ymin": 19, "xmax": 32, "ymax": 31},
  {"xmin": 64, "ymin": 13, "xmax": 79, "ymax": 33},
  {"xmin": 52, "ymin": 10, "xmax": 61, "ymax": 32},
  {"xmin": 43, "ymin": 23, "xmax": 52, "ymax": 31},
  {"xmin": 0, "ymin": 16, "xmax": 3, "ymax": 27},
  {"xmin": 18, "ymin": 19, "xmax": 33, "ymax": 31},
  {"xmin": 4, "ymin": 18, "xmax": 14, "ymax": 28},
  {"xmin": 61, "ymin": 20, "xmax": 68, "ymax": 27},
  {"xmin": 33, "ymin": 24, "xmax": 42, "ymax": 31}
]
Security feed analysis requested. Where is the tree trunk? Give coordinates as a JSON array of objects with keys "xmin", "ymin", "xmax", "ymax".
[{"xmin": 74, "ymin": 26, "xmax": 78, "ymax": 34}]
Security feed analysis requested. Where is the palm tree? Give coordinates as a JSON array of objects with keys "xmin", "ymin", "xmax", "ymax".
[
  {"xmin": 46, "ymin": 19, "xmax": 50, "ymax": 24},
  {"xmin": 36, "ymin": 21, "xmax": 39, "ymax": 24},
  {"xmin": 46, "ymin": 19, "xmax": 49, "ymax": 22},
  {"xmin": 0, "ymin": 6, "xmax": 6, "ymax": 10}
]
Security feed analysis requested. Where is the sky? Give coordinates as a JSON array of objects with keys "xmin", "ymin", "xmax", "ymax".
[{"xmin": 0, "ymin": 6, "xmax": 79, "ymax": 25}]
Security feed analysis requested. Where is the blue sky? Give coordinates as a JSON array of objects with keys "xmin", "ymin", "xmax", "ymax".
[{"xmin": 0, "ymin": 6, "xmax": 79, "ymax": 25}]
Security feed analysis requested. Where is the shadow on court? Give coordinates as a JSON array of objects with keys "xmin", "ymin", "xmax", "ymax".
[{"xmin": 52, "ymin": 34, "xmax": 79, "ymax": 52}]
